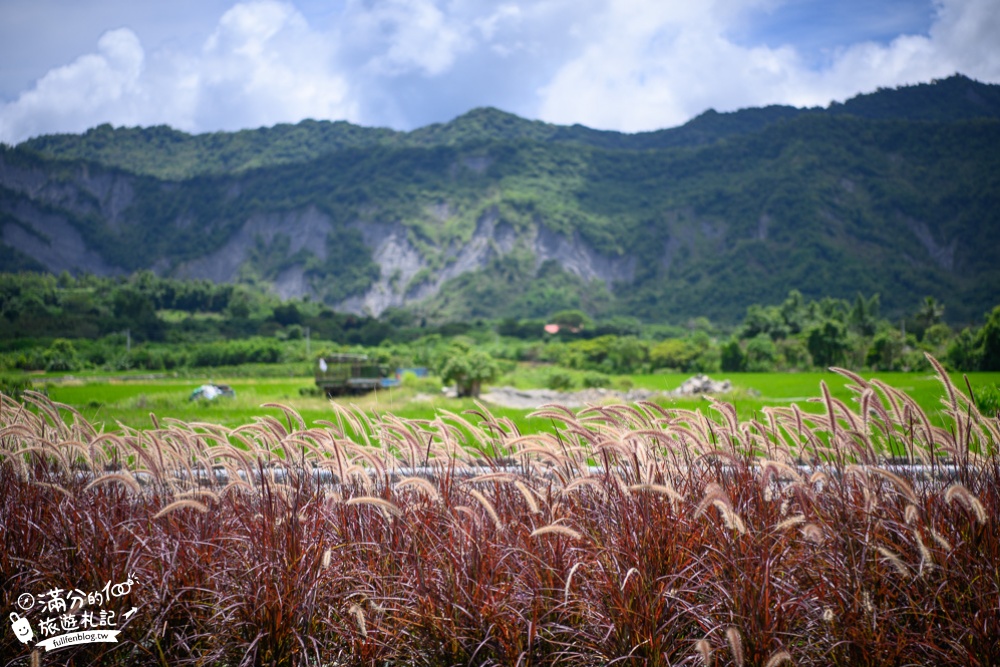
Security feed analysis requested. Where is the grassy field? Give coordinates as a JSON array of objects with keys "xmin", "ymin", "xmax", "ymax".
[
  {"xmin": 3, "ymin": 374, "xmax": 998, "ymax": 666},
  {"xmin": 27, "ymin": 366, "xmax": 1000, "ymax": 433}
]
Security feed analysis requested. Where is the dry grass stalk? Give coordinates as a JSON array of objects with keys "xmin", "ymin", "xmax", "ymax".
[
  {"xmin": 345, "ymin": 496, "xmax": 402, "ymax": 518},
  {"xmin": 764, "ymin": 650, "xmax": 793, "ymax": 667},
  {"xmin": 773, "ymin": 514, "xmax": 806, "ymax": 532},
  {"xmin": 944, "ymin": 484, "xmax": 988, "ymax": 524},
  {"xmin": 564, "ymin": 561, "xmax": 583, "ymax": 601},
  {"xmin": 628, "ymin": 482, "xmax": 684, "ymax": 505},
  {"xmin": 877, "ymin": 546, "xmax": 909, "ymax": 576},
  {"xmin": 514, "ymin": 480, "xmax": 541, "ymax": 514},
  {"xmin": 695, "ymin": 638, "xmax": 712, "ymax": 666},
  {"xmin": 800, "ymin": 523, "xmax": 824, "ymax": 544},
  {"xmin": 727, "ymin": 626, "xmax": 744, "ymax": 667},
  {"xmin": 531, "ymin": 524, "xmax": 583, "ymax": 540},
  {"xmin": 394, "ymin": 476, "xmax": 442, "ymax": 503},
  {"xmin": 154, "ymin": 499, "xmax": 209, "ymax": 519},
  {"xmin": 465, "ymin": 487, "xmax": 503, "ymax": 531},
  {"xmin": 870, "ymin": 467, "xmax": 920, "ymax": 505},
  {"xmin": 85, "ymin": 472, "xmax": 143, "ymax": 494},
  {"xmin": 349, "ymin": 603, "xmax": 367, "ymax": 638}
]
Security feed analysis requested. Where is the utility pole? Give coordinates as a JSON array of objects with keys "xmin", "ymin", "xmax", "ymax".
[
  {"xmin": 305, "ymin": 326, "xmax": 310, "ymax": 357},
  {"xmin": 126, "ymin": 328, "xmax": 131, "ymax": 355}
]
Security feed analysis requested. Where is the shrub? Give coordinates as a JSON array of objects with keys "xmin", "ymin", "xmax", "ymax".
[
  {"xmin": 546, "ymin": 370, "xmax": 576, "ymax": 391},
  {"xmin": 582, "ymin": 371, "xmax": 610, "ymax": 389}
]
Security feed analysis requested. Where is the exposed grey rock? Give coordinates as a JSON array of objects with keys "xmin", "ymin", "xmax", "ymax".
[{"xmin": 670, "ymin": 374, "xmax": 731, "ymax": 396}]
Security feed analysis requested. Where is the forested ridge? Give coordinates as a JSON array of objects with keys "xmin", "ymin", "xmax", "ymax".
[{"xmin": 1, "ymin": 75, "xmax": 999, "ymax": 325}]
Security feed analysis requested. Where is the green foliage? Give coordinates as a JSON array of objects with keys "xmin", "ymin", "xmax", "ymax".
[
  {"xmin": 437, "ymin": 341, "xmax": 500, "ymax": 398},
  {"xmin": 744, "ymin": 333, "xmax": 778, "ymax": 372},
  {"xmin": 5, "ymin": 77, "xmax": 1000, "ymax": 327},
  {"xmin": 720, "ymin": 339, "xmax": 745, "ymax": 372},
  {"xmin": 866, "ymin": 329, "xmax": 906, "ymax": 371},
  {"xmin": 975, "ymin": 383, "xmax": 1000, "ymax": 416},
  {"xmin": 582, "ymin": 371, "xmax": 611, "ymax": 388},
  {"xmin": 978, "ymin": 306, "xmax": 1000, "ymax": 371},
  {"xmin": 0, "ymin": 374, "xmax": 31, "ymax": 399},
  {"xmin": 947, "ymin": 328, "xmax": 980, "ymax": 371},
  {"xmin": 807, "ymin": 320, "xmax": 850, "ymax": 369},
  {"xmin": 546, "ymin": 370, "xmax": 575, "ymax": 391},
  {"xmin": 650, "ymin": 338, "xmax": 699, "ymax": 372}
]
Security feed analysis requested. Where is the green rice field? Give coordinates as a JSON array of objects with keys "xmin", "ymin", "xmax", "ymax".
[{"xmin": 27, "ymin": 368, "xmax": 1000, "ymax": 433}]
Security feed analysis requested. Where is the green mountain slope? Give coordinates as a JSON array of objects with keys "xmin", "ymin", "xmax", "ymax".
[{"xmin": 2, "ymin": 76, "xmax": 999, "ymax": 325}]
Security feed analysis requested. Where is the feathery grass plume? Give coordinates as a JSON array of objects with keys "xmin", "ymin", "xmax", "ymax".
[
  {"xmin": 764, "ymin": 650, "xmax": 793, "ymax": 667},
  {"xmin": 35, "ymin": 481, "xmax": 73, "ymax": 499},
  {"xmin": 822, "ymin": 608, "xmax": 835, "ymax": 623},
  {"xmin": 564, "ymin": 561, "xmax": 583, "ymax": 601},
  {"xmin": 877, "ymin": 546, "xmax": 909, "ymax": 576},
  {"xmin": 944, "ymin": 484, "xmax": 988, "ymax": 524},
  {"xmin": 154, "ymin": 499, "xmax": 209, "ymax": 519},
  {"xmin": 85, "ymin": 472, "xmax": 142, "ymax": 494},
  {"xmin": 695, "ymin": 638, "xmax": 712, "ymax": 666},
  {"xmin": 831, "ymin": 366, "xmax": 871, "ymax": 392},
  {"xmin": 925, "ymin": 353, "xmax": 958, "ymax": 410},
  {"xmin": 349, "ymin": 603, "xmax": 367, "ymax": 638},
  {"xmin": 176, "ymin": 488, "xmax": 221, "ymax": 503},
  {"xmin": 914, "ymin": 529, "xmax": 935, "ymax": 575},
  {"xmin": 261, "ymin": 402, "xmax": 306, "ymax": 432},
  {"xmin": 562, "ymin": 476, "xmax": 609, "ymax": 500},
  {"xmin": 820, "ymin": 381, "xmax": 839, "ymax": 446},
  {"xmin": 531, "ymin": 524, "xmax": 583, "ymax": 540},
  {"xmin": 870, "ymin": 467, "xmax": 919, "ymax": 505},
  {"xmin": 628, "ymin": 483, "xmax": 684, "ymax": 506},
  {"xmin": 773, "ymin": 514, "xmax": 806, "ymax": 532},
  {"xmin": 345, "ymin": 496, "xmax": 402, "ymax": 518},
  {"xmin": 726, "ymin": 627, "xmax": 744, "ymax": 667},
  {"xmin": 761, "ymin": 459, "xmax": 803, "ymax": 485},
  {"xmin": 800, "ymin": 523, "xmax": 824, "ymax": 544},
  {"xmin": 694, "ymin": 483, "xmax": 746, "ymax": 534},
  {"xmin": 904, "ymin": 504, "xmax": 919, "ymax": 525},
  {"xmin": 713, "ymin": 500, "xmax": 747, "ymax": 534},
  {"xmin": 321, "ymin": 548, "xmax": 332, "ymax": 570},
  {"xmin": 465, "ymin": 487, "xmax": 503, "ymax": 531},
  {"xmin": 222, "ymin": 478, "xmax": 253, "ymax": 495},
  {"xmin": 931, "ymin": 529, "xmax": 952, "ymax": 551},
  {"xmin": 469, "ymin": 471, "xmax": 517, "ymax": 484},
  {"xmin": 620, "ymin": 567, "xmax": 639, "ymax": 591},
  {"xmin": 394, "ymin": 476, "xmax": 442, "ymax": 503},
  {"xmin": 514, "ymin": 481, "xmax": 541, "ymax": 514}
]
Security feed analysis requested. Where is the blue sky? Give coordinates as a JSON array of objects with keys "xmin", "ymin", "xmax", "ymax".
[{"xmin": 1, "ymin": 0, "xmax": 998, "ymax": 143}]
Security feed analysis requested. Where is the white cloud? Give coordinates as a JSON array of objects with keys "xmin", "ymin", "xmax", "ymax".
[
  {"xmin": 536, "ymin": 0, "xmax": 1000, "ymax": 131},
  {"xmin": 0, "ymin": 0, "xmax": 355, "ymax": 143},
  {"xmin": 1, "ymin": 0, "xmax": 998, "ymax": 143},
  {"xmin": 0, "ymin": 28, "xmax": 147, "ymax": 141},
  {"xmin": 349, "ymin": 0, "xmax": 471, "ymax": 76}
]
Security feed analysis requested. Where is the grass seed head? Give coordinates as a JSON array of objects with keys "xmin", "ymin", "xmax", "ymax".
[
  {"xmin": 764, "ymin": 650, "xmax": 793, "ymax": 667},
  {"xmin": 726, "ymin": 627, "xmax": 744, "ymax": 667},
  {"xmin": 349, "ymin": 603, "xmax": 367, "ymax": 638},
  {"xmin": 345, "ymin": 496, "xmax": 402, "ymax": 518},
  {"xmin": 154, "ymin": 498, "xmax": 209, "ymax": 519},
  {"xmin": 944, "ymin": 483, "xmax": 988, "ymax": 524},
  {"xmin": 877, "ymin": 546, "xmax": 909, "ymax": 576},
  {"xmin": 531, "ymin": 524, "xmax": 583, "ymax": 540},
  {"xmin": 695, "ymin": 638, "xmax": 712, "ymax": 666}
]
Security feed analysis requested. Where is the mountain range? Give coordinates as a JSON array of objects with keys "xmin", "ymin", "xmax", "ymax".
[{"xmin": 2, "ymin": 74, "xmax": 999, "ymax": 325}]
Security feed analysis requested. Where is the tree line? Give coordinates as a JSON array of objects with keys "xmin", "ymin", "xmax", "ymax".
[{"xmin": 1, "ymin": 271, "xmax": 998, "ymax": 376}]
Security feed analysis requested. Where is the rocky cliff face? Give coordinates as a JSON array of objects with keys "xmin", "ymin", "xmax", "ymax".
[{"xmin": 0, "ymin": 150, "xmax": 635, "ymax": 316}]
